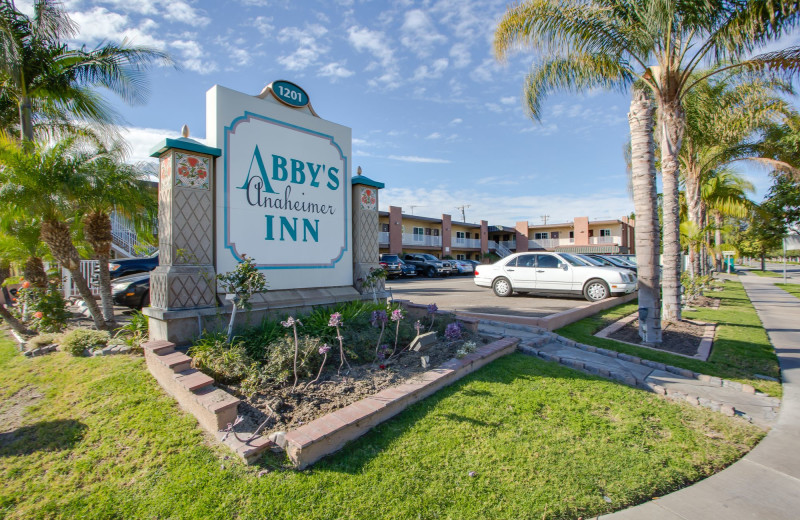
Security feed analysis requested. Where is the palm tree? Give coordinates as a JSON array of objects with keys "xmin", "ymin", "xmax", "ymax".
[
  {"xmin": 494, "ymin": 0, "xmax": 800, "ymax": 323},
  {"xmin": 0, "ymin": 0, "xmax": 171, "ymax": 141},
  {"xmin": 0, "ymin": 236, "xmax": 32, "ymax": 335},
  {"xmin": 78, "ymin": 152, "xmax": 156, "ymax": 327},
  {"xmin": 703, "ymin": 169, "xmax": 755, "ymax": 271},
  {"xmin": 0, "ymin": 134, "xmax": 106, "ymax": 329},
  {"xmin": 680, "ymin": 75, "xmax": 792, "ymax": 277}
]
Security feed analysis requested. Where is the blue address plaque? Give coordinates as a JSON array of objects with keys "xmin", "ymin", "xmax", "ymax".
[{"xmin": 272, "ymin": 80, "xmax": 309, "ymax": 108}]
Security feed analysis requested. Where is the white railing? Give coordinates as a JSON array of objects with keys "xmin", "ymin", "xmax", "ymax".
[
  {"xmin": 62, "ymin": 260, "xmax": 100, "ymax": 298},
  {"xmin": 402, "ymin": 233, "xmax": 442, "ymax": 247},
  {"xmin": 492, "ymin": 241, "xmax": 513, "ymax": 258},
  {"xmin": 452, "ymin": 237, "xmax": 481, "ymax": 248},
  {"xmin": 500, "ymin": 240, "xmax": 517, "ymax": 250},
  {"xmin": 590, "ymin": 235, "xmax": 620, "ymax": 245},
  {"xmin": 528, "ymin": 238, "xmax": 573, "ymax": 249},
  {"xmin": 379, "ymin": 231, "xmax": 389, "ymax": 244},
  {"xmin": 111, "ymin": 210, "xmax": 157, "ymax": 258}
]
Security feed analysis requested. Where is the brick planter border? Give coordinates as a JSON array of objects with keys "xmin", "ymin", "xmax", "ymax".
[{"xmin": 283, "ymin": 337, "xmax": 519, "ymax": 469}]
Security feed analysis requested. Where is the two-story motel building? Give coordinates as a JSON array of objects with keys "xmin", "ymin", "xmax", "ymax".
[{"xmin": 378, "ymin": 206, "xmax": 635, "ymax": 260}]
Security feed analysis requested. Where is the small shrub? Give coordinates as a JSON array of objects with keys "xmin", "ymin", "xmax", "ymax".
[
  {"xmin": 14, "ymin": 282, "xmax": 71, "ymax": 333},
  {"xmin": 456, "ymin": 340, "xmax": 478, "ymax": 359},
  {"xmin": 189, "ymin": 333, "xmax": 253, "ymax": 384},
  {"xmin": 113, "ymin": 311, "xmax": 149, "ymax": 351},
  {"xmin": 61, "ymin": 329, "xmax": 110, "ymax": 356}
]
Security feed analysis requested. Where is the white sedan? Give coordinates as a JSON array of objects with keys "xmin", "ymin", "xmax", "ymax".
[{"xmin": 474, "ymin": 252, "xmax": 637, "ymax": 302}]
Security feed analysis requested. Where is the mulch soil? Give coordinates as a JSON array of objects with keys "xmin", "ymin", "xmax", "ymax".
[
  {"xmin": 227, "ymin": 332, "xmax": 489, "ymax": 437},
  {"xmin": 608, "ymin": 318, "xmax": 707, "ymax": 357}
]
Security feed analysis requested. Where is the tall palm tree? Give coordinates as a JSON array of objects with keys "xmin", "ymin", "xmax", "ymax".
[
  {"xmin": 680, "ymin": 75, "xmax": 793, "ymax": 276},
  {"xmin": 0, "ymin": 0, "xmax": 171, "ymax": 141},
  {"xmin": 494, "ymin": 0, "xmax": 800, "ymax": 323},
  {"xmin": 78, "ymin": 152, "xmax": 156, "ymax": 327},
  {"xmin": 0, "ymin": 134, "xmax": 106, "ymax": 329},
  {"xmin": 703, "ymin": 169, "xmax": 755, "ymax": 271}
]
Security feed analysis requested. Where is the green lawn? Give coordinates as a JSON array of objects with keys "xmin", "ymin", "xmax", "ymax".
[
  {"xmin": 747, "ymin": 270, "xmax": 782, "ymax": 277},
  {"xmin": 556, "ymin": 279, "xmax": 781, "ymax": 397},
  {"xmin": 776, "ymin": 283, "xmax": 800, "ymax": 299},
  {"xmin": 0, "ymin": 336, "xmax": 763, "ymax": 520}
]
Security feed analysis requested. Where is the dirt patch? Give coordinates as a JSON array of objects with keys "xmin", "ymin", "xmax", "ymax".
[
  {"xmin": 687, "ymin": 295, "xmax": 721, "ymax": 309},
  {"xmin": 227, "ymin": 334, "xmax": 488, "ymax": 436},
  {"xmin": 0, "ymin": 386, "xmax": 44, "ymax": 434},
  {"xmin": 608, "ymin": 319, "xmax": 708, "ymax": 357}
]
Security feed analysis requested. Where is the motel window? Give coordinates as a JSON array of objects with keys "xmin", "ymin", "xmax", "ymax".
[
  {"xmin": 534, "ymin": 232, "xmax": 549, "ymax": 240},
  {"xmin": 600, "ymin": 229, "xmax": 612, "ymax": 237},
  {"xmin": 413, "ymin": 227, "xmax": 424, "ymax": 239},
  {"xmin": 432, "ymin": 228, "xmax": 439, "ymax": 236},
  {"xmin": 381, "ymin": 223, "xmax": 389, "ymax": 232},
  {"xmin": 457, "ymin": 254, "xmax": 466, "ymax": 260},
  {"xmin": 569, "ymin": 231, "xmax": 574, "ymax": 239},
  {"xmin": 551, "ymin": 231, "xmax": 559, "ymax": 239},
  {"xmin": 456, "ymin": 231, "xmax": 465, "ymax": 239}
]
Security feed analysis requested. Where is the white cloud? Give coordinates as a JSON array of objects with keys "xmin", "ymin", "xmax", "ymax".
[
  {"xmin": 171, "ymin": 39, "xmax": 217, "ymax": 74},
  {"xmin": 470, "ymin": 58, "xmax": 501, "ymax": 83},
  {"xmin": 253, "ymin": 16, "xmax": 275, "ymax": 36},
  {"xmin": 70, "ymin": 7, "xmax": 166, "ymax": 49},
  {"xmin": 400, "ymin": 9, "xmax": 447, "ymax": 58},
  {"xmin": 119, "ymin": 125, "xmax": 183, "ymax": 165},
  {"xmin": 239, "ymin": 0, "xmax": 270, "ymax": 5},
  {"xmin": 347, "ymin": 26, "xmax": 400, "ymax": 87},
  {"xmin": 426, "ymin": 132, "xmax": 442, "ymax": 139},
  {"xmin": 521, "ymin": 123, "xmax": 559, "ymax": 136},
  {"xmin": 164, "ymin": 1, "xmax": 210, "ymax": 26},
  {"xmin": 449, "ymin": 42, "xmax": 471, "ymax": 68},
  {"xmin": 388, "ymin": 155, "xmax": 451, "ymax": 164},
  {"xmin": 276, "ymin": 25, "xmax": 329, "ymax": 71},
  {"xmin": 449, "ymin": 118, "xmax": 463, "ymax": 125},
  {"xmin": 500, "ymin": 96, "xmax": 517, "ymax": 105},
  {"xmin": 319, "ymin": 61, "xmax": 355, "ymax": 79}
]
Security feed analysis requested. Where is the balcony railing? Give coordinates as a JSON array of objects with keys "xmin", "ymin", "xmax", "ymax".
[
  {"xmin": 590, "ymin": 236, "xmax": 620, "ymax": 245},
  {"xmin": 452, "ymin": 237, "xmax": 481, "ymax": 248},
  {"xmin": 402, "ymin": 233, "xmax": 442, "ymax": 247},
  {"xmin": 379, "ymin": 231, "xmax": 389, "ymax": 244},
  {"xmin": 528, "ymin": 238, "xmax": 573, "ymax": 249},
  {"xmin": 500, "ymin": 240, "xmax": 517, "ymax": 250}
]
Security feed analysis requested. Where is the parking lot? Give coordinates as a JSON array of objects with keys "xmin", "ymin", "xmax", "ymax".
[{"xmin": 385, "ymin": 274, "xmax": 597, "ymax": 318}]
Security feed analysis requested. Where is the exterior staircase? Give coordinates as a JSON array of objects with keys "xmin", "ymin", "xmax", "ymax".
[
  {"xmin": 110, "ymin": 210, "xmax": 157, "ymax": 258},
  {"xmin": 491, "ymin": 240, "xmax": 513, "ymax": 258}
]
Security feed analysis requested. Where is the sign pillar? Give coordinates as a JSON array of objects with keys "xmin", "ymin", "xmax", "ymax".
[
  {"xmin": 352, "ymin": 169, "xmax": 385, "ymax": 295},
  {"xmin": 149, "ymin": 129, "xmax": 221, "ymax": 315}
]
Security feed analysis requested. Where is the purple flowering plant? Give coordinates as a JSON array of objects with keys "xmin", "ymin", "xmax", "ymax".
[
  {"xmin": 282, "ymin": 316, "xmax": 303, "ymax": 390},
  {"xmin": 427, "ymin": 303, "xmax": 438, "ymax": 330},
  {"xmin": 445, "ymin": 321, "xmax": 463, "ymax": 342},
  {"xmin": 389, "ymin": 307, "xmax": 405, "ymax": 358},
  {"xmin": 308, "ymin": 343, "xmax": 331, "ymax": 386},
  {"xmin": 328, "ymin": 312, "xmax": 350, "ymax": 375}
]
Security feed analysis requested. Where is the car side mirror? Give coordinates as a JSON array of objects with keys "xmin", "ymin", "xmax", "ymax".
[{"xmin": 560, "ymin": 263, "xmax": 568, "ymax": 271}]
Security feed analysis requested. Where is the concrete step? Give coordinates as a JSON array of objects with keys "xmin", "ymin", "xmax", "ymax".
[
  {"xmin": 142, "ymin": 339, "xmax": 176, "ymax": 356},
  {"xmin": 174, "ymin": 369, "xmax": 215, "ymax": 392},
  {"xmin": 158, "ymin": 352, "xmax": 192, "ymax": 372}
]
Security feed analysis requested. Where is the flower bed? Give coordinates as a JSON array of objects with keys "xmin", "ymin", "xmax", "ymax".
[{"xmin": 188, "ymin": 300, "xmax": 487, "ymax": 447}]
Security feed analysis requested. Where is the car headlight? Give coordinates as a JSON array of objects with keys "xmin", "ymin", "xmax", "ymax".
[
  {"xmin": 109, "ymin": 263, "xmax": 121, "ymax": 271},
  {"xmin": 112, "ymin": 283, "xmax": 129, "ymax": 292}
]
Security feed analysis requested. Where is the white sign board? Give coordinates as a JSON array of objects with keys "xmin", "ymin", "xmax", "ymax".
[{"xmin": 207, "ymin": 85, "xmax": 352, "ymax": 290}]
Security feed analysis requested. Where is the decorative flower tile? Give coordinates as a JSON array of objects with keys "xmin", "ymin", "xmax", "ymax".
[
  {"xmin": 360, "ymin": 186, "xmax": 377, "ymax": 210},
  {"xmin": 160, "ymin": 155, "xmax": 172, "ymax": 184},
  {"xmin": 175, "ymin": 152, "xmax": 210, "ymax": 190}
]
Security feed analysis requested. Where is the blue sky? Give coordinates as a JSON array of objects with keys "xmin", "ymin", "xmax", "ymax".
[{"xmin": 25, "ymin": 0, "xmax": 799, "ymax": 226}]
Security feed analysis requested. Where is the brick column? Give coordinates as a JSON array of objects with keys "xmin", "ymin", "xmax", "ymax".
[
  {"xmin": 389, "ymin": 206, "xmax": 403, "ymax": 254},
  {"xmin": 574, "ymin": 216, "xmax": 589, "ymax": 246},
  {"xmin": 149, "ymin": 132, "xmax": 221, "ymax": 312},
  {"xmin": 441, "ymin": 213, "xmax": 452, "ymax": 257},
  {"xmin": 352, "ymin": 173, "xmax": 385, "ymax": 294},
  {"xmin": 515, "ymin": 221, "xmax": 529, "ymax": 252},
  {"xmin": 480, "ymin": 220, "xmax": 488, "ymax": 257}
]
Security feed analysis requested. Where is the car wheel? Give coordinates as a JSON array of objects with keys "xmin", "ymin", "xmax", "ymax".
[
  {"xmin": 425, "ymin": 267, "xmax": 435, "ymax": 278},
  {"xmin": 583, "ymin": 279, "xmax": 609, "ymax": 302},
  {"xmin": 492, "ymin": 277, "xmax": 513, "ymax": 297},
  {"xmin": 139, "ymin": 290, "xmax": 150, "ymax": 310}
]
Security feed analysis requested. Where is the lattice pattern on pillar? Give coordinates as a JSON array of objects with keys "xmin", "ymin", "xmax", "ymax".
[
  {"xmin": 168, "ymin": 272, "xmax": 214, "ymax": 308},
  {"xmin": 355, "ymin": 210, "xmax": 378, "ymax": 263},
  {"xmin": 158, "ymin": 158, "xmax": 173, "ymax": 266},
  {"xmin": 151, "ymin": 271, "xmax": 168, "ymax": 309},
  {"xmin": 172, "ymin": 189, "xmax": 213, "ymax": 265}
]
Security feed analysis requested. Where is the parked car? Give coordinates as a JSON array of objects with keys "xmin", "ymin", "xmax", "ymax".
[
  {"xmin": 452, "ymin": 259, "xmax": 475, "ymax": 275},
  {"xmin": 403, "ymin": 254, "xmax": 453, "ymax": 277},
  {"xmin": 379, "ymin": 254, "xmax": 403, "ymax": 279},
  {"xmin": 398, "ymin": 259, "xmax": 417, "ymax": 277},
  {"xmin": 474, "ymin": 251, "xmax": 637, "ymax": 302},
  {"xmin": 111, "ymin": 272, "xmax": 151, "ymax": 310},
  {"xmin": 99, "ymin": 251, "xmax": 159, "ymax": 280},
  {"xmin": 584, "ymin": 254, "xmax": 637, "ymax": 274}
]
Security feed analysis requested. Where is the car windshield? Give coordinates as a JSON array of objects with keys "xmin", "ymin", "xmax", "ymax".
[
  {"xmin": 382, "ymin": 255, "xmax": 399, "ymax": 262},
  {"xmin": 558, "ymin": 253, "xmax": 589, "ymax": 266},
  {"xmin": 577, "ymin": 255, "xmax": 604, "ymax": 266},
  {"xmin": 611, "ymin": 255, "xmax": 635, "ymax": 266},
  {"xmin": 420, "ymin": 254, "xmax": 438, "ymax": 261}
]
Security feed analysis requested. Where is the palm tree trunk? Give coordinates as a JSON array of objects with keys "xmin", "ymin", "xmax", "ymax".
[
  {"xmin": 96, "ymin": 253, "xmax": 116, "ymax": 328},
  {"xmin": 685, "ymin": 173, "xmax": 702, "ymax": 278},
  {"xmin": 628, "ymin": 89, "xmax": 662, "ymax": 344},
  {"xmin": 659, "ymin": 99, "xmax": 684, "ymax": 323},
  {"xmin": 0, "ymin": 263, "xmax": 31, "ymax": 336},
  {"xmin": 18, "ymin": 96, "xmax": 34, "ymax": 142},
  {"xmin": 24, "ymin": 256, "xmax": 48, "ymax": 288},
  {"xmin": 714, "ymin": 212, "xmax": 723, "ymax": 271},
  {"xmin": 85, "ymin": 210, "xmax": 116, "ymax": 328},
  {"xmin": 40, "ymin": 219, "xmax": 106, "ymax": 330}
]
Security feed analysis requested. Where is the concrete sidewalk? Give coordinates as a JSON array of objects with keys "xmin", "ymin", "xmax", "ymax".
[{"xmin": 599, "ymin": 273, "xmax": 800, "ymax": 519}]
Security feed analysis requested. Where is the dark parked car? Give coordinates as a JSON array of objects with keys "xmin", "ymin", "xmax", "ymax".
[
  {"xmin": 399, "ymin": 259, "xmax": 417, "ymax": 277},
  {"xmin": 112, "ymin": 272, "xmax": 151, "ymax": 310},
  {"xmin": 101, "ymin": 251, "xmax": 159, "ymax": 280},
  {"xmin": 379, "ymin": 254, "xmax": 403, "ymax": 279}
]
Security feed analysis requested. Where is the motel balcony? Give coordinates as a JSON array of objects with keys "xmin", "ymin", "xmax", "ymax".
[
  {"xmin": 500, "ymin": 240, "xmax": 517, "ymax": 250},
  {"xmin": 528, "ymin": 238, "xmax": 574, "ymax": 250},
  {"xmin": 379, "ymin": 231, "xmax": 389, "ymax": 245},
  {"xmin": 590, "ymin": 236, "xmax": 621, "ymax": 245},
  {"xmin": 402, "ymin": 233, "xmax": 442, "ymax": 247},
  {"xmin": 452, "ymin": 237, "xmax": 481, "ymax": 248}
]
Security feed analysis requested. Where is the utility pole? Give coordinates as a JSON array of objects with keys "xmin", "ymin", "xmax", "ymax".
[
  {"xmin": 456, "ymin": 204, "xmax": 471, "ymax": 222},
  {"xmin": 540, "ymin": 214, "xmax": 550, "ymax": 225},
  {"xmin": 409, "ymin": 205, "xmax": 424, "ymax": 215}
]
